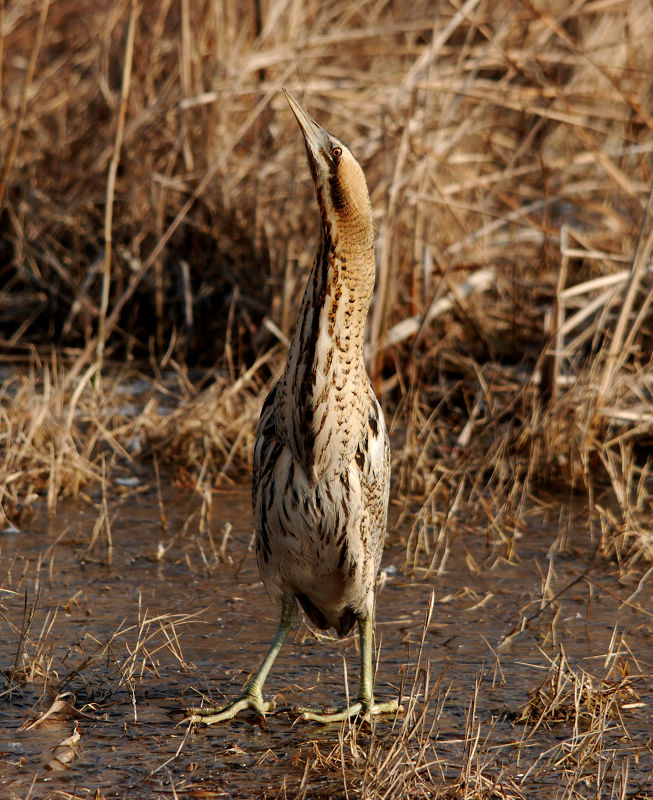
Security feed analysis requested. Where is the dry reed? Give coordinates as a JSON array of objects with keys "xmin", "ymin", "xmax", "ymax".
[{"xmin": 1, "ymin": 0, "xmax": 652, "ymax": 561}]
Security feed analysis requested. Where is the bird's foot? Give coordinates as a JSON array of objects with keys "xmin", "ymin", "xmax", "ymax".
[
  {"xmin": 294, "ymin": 697, "xmax": 401, "ymax": 724},
  {"xmin": 185, "ymin": 691, "xmax": 274, "ymax": 726}
]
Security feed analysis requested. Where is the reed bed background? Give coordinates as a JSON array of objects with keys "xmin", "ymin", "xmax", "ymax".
[{"xmin": 1, "ymin": 0, "xmax": 652, "ymax": 562}]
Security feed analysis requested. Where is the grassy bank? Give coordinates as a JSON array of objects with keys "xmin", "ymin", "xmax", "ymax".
[{"xmin": 1, "ymin": 0, "xmax": 652, "ymax": 563}]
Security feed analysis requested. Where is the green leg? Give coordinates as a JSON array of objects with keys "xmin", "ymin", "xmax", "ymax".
[
  {"xmin": 186, "ymin": 595, "xmax": 297, "ymax": 725},
  {"xmin": 358, "ymin": 612, "xmax": 375, "ymax": 705},
  {"xmin": 298, "ymin": 612, "xmax": 400, "ymax": 724}
]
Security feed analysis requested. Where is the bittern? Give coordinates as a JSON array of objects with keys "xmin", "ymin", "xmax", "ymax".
[{"xmin": 187, "ymin": 90, "xmax": 397, "ymax": 724}]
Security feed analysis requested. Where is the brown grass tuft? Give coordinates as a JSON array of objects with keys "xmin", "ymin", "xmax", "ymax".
[{"xmin": 518, "ymin": 645, "xmax": 641, "ymax": 732}]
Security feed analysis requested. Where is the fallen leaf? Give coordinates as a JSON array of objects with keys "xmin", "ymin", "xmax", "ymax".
[
  {"xmin": 22, "ymin": 696, "xmax": 100, "ymax": 730},
  {"xmin": 45, "ymin": 722, "xmax": 82, "ymax": 771}
]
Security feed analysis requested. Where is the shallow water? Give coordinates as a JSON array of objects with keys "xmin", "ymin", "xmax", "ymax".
[{"xmin": 0, "ymin": 485, "xmax": 651, "ymax": 798}]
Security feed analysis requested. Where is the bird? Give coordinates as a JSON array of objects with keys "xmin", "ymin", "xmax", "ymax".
[{"xmin": 187, "ymin": 89, "xmax": 398, "ymax": 724}]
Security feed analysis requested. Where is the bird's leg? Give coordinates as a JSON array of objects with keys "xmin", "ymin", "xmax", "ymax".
[
  {"xmin": 186, "ymin": 595, "xmax": 297, "ymax": 725},
  {"xmin": 297, "ymin": 613, "xmax": 400, "ymax": 724}
]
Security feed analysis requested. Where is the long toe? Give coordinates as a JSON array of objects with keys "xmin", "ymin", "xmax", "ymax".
[
  {"xmin": 186, "ymin": 693, "xmax": 275, "ymax": 726},
  {"xmin": 294, "ymin": 697, "xmax": 401, "ymax": 724}
]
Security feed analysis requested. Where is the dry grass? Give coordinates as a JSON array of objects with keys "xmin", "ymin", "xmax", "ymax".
[
  {"xmin": 518, "ymin": 643, "xmax": 641, "ymax": 732},
  {"xmin": 515, "ymin": 636, "xmax": 651, "ymax": 799},
  {"xmin": 1, "ymin": 588, "xmax": 200, "ymax": 711},
  {"xmin": 2, "ymin": 515, "xmax": 652, "ymax": 798},
  {"xmin": 1, "ymin": 3, "xmax": 652, "ymax": 539}
]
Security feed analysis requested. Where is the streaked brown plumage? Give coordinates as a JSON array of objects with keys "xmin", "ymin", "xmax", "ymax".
[{"xmin": 187, "ymin": 90, "xmax": 397, "ymax": 724}]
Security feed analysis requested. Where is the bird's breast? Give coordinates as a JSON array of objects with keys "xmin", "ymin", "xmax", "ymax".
[{"xmin": 252, "ymin": 379, "xmax": 389, "ymax": 630}]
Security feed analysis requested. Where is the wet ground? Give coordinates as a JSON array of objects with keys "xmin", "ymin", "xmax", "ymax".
[{"xmin": 1, "ymin": 484, "xmax": 652, "ymax": 799}]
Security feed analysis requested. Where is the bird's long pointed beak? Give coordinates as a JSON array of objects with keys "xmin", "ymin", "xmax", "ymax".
[{"xmin": 283, "ymin": 89, "xmax": 331, "ymax": 158}]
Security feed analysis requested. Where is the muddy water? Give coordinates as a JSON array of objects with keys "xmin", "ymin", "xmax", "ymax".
[{"xmin": 1, "ymin": 486, "xmax": 652, "ymax": 798}]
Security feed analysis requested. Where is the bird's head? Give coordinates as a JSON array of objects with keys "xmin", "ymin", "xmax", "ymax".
[{"xmin": 283, "ymin": 90, "xmax": 373, "ymax": 248}]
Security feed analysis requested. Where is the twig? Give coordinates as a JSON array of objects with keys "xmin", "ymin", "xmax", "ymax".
[
  {"xmin": 0, "ymin": 0, "xmax": 50, "ymax": 206},
  {"xmin": 371, "ymin": 267, "xmax": 495, "ymax": 353},
  {"xmin": 593, "ymin": 184, "xmax": 653, "ymax": 422},
  {"xmin": 95, "ymin": 0, "xmax": 139, "ymax": 381}
]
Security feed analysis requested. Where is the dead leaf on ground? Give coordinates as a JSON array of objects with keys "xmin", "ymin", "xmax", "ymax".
[
  {"xmin": 21, "ymin": 695, "xmax": 101, "ymax": 731},
  {"xmin": 45, "ymin": 722, "xmax": 82, "ymax": 771}
]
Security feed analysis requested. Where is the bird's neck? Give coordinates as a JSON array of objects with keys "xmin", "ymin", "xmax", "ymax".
[{"xmin": 277, "ymin": 222, "xmax": 376, "ymax": 482}]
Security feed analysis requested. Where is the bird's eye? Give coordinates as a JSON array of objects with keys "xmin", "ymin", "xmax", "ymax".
[{"xmin": 331, "ymin": 146, "xmax": 342, "ymax": 160}]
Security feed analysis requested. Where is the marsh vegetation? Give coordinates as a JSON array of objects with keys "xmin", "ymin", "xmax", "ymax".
[{"xmin": 1, "ymin": 0, "xmax": 652, "ymax": 796}]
